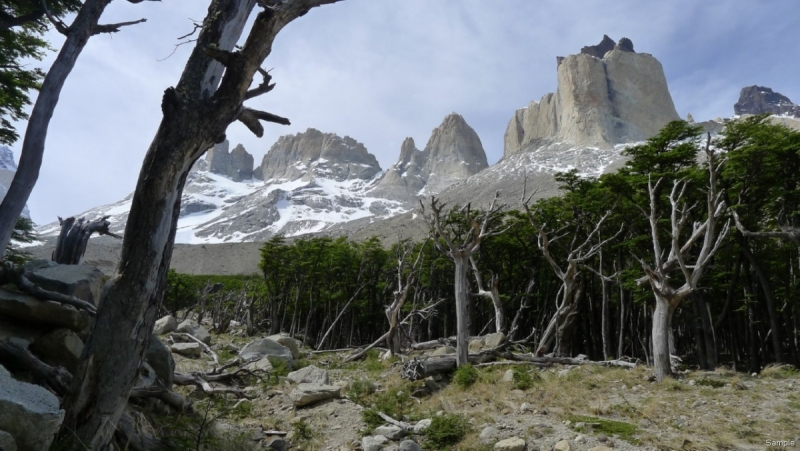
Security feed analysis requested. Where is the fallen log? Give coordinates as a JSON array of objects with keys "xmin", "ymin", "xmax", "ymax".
[
  {"xmin": 174, "ymin": 372, "xmax": 251, "ymax": 398},
  {"xmin": 400, "ymin": 353, "xmax": 494, "ymax": 381},
  {"xmin": 495, "ymin": 351, "xmax": 637, "ymax": 368}
]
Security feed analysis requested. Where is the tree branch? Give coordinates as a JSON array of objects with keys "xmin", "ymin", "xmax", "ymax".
[
  {"xmin": 92, "ymin": 18, "xmax": 147, "ymax": 35},
  {"xmin": 237, "ymin": 107, "xmax": 290, "ymax": 137},
  {"xmin": 41, "ymin": 0, "xmax": 69, "ymax": 35},
  {"xmin": 244, "ymin": 68, "xmax": 275, "ymax": 100}
]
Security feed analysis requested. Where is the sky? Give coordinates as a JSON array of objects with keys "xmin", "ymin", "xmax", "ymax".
[{"xmin": 8, "ymin": 0, "xmax": 800, "ymax": 225}]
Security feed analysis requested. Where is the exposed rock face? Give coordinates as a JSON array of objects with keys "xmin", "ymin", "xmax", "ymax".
[
  {"xmin": 0, "ymin": 364, "xmax": 64, "ymax": 451},
  {"xmin": 259, "ymin": 128, "xmax": 381, "ymax": 182},
  {"xmin": 734, "ymin": 86, "xmax": 800, "ymax": 117},
  {"xmin": 25, "ymin": 264, "xmax": 104, "ymax": 306},
  {"xmin": 371, "ymin": 113, "xmax": 489, "ymax": 201},
  {"xmin": 505, "ymin": 36, "xmax": 680, "ymax": 157},
  {"xmin": 206, "ymin": 141, "xmax": 254, "ymax": 182}
]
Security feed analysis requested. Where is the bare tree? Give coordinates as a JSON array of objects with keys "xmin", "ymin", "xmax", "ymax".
[
  {"xmin": 469, "ymin": 254, "xmax": 504, "ymax": 333},
  {"xmin": 0, "ymin": 0, "xmax": 148, "ymax": 257},
  {"xmin": 638, "ymin": 141, "xmax": 729, "ymax": 381},
  {"xmin": 384, "ymin": 240, "xmax": 425, "ymax": 356},
  {"xmin": 419, "ymin": 191, "xmax": 507, "ymax": 367},
  {"xmin": 60, "ymin": 0, "xmax": 343, "ymax": 447}
]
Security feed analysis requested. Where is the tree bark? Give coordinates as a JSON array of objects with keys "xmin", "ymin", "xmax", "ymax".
[
  {"xmin": 652, "ymin": 296, "xmax": 675, "ymax": 381},
  {"xmin": 453, "ymin": 255, "xmax": 470, "ymax": 367},
  {"xmin": 61, "ymin": 1, "xmax": 341, "ymax": 447}
]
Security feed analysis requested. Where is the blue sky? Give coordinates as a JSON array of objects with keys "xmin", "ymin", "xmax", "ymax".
[{"xmin": 9, "ymin": 0, "xmax": 800, "ymax": 225}]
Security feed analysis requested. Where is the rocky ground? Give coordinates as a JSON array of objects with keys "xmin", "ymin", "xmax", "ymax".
[{"xmin": 159, "ymin": 326, "xmax": 800, "ymax": 451}]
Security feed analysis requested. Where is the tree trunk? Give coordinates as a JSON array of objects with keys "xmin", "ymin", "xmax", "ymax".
[
  {"xmin": 453, "ymin": 256, "xmax": 470, "ymax": 367},
  {"xmin": 652, "ymin": 295, "xmax": 675, "ymax": 381},
  {"xmin": 0, "ymin": 0, "xmax": 116, "ymax": 257},
  {"xmin": 600, "ymin": 275, "xmax": 610, "ymax": 360},
  {"xmin": 739, "ymin": 236, "xmax": 784, "ymax": 362}
]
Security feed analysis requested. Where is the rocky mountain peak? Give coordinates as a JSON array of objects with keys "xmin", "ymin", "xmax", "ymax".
[
  {"xmin": 206, "ymin": 140, "xmax": 254, "ymax": 182},
  {"xmin": 259, "ymin": 128, "xmax": 381, "ymax": 183},
  {"xmin": 0, "ymin": 146, "xmax": 30, "ymax": 218},
  {"xmin": 734, "ymin": 86, "xmax": 800, "ymax": 117},
  {"xmin": 0, "ymin": 145, "xmax": 16, "ymax": 170},
  {"xmin": 506, "ymin": 36, "xmax": 679, "ymax": 157}
]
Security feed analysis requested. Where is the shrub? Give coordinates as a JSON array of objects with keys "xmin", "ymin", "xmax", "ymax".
[
  {"xmin": 425, "ymin": 413, "xmax": 471, "ymax": 450},
  {"xmin": 453, "ymin": 364, "xmax": 479, "ymax": 388},
  {"xmin": 695, "ymin": 378, "xmax": 725, "ymax": 388},
  {"xmin": 761, "ymin": 363, "xmax": 799, "ymax": 379},
  {"xmin": 512, "ymin": 367, "xmax": 539, "ymax": 390},
  {"xmin": 348, "ymin": 379, "xmax": 377, "ymax": 404}
]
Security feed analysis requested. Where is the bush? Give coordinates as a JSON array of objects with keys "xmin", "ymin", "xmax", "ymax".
[
  {"xmin": 348, "ymin": 379, "xmax": 377, "ymax": 404},
  {"xmin": 512, "ymin": 367, "xmax": 539, "ymax": 390},
  {"xmin": 453, "ymin": 364, "xmax": 479, "ymax": 388},
  {"xmin": 425, "ymin": 413, "xmax": 471, "ymax": 450}
]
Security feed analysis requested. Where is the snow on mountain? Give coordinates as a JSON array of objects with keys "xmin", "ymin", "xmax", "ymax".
[{"xmin": 0, "ymin": 145, "xmax": 30, "ymax": 219}]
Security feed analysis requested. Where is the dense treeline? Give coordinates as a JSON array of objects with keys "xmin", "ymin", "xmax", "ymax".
[{"xmin": 165, "ymin": 115, "xmax": 800, "ymax": 375}]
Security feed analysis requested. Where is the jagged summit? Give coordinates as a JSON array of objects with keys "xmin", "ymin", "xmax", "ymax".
[
  {"xmin": 734, "ymin": 86, "xmax": 800, "ymax": 118},
  {"xmin": 370, "ymin": 113, "xmax": 488, "ymax": 202},
  {"xmin": 0, "ymin": 145, "xmax": 16, "ymax": 171},
  {"xmin": 205, "ymin": 140, "xmax": 254, "ymax": 182},
  {"xmin": 507, "ymin": 36, "xmax": 680, "ymax": 157}
]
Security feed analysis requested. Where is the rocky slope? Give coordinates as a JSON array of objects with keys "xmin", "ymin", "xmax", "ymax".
[
  {"xmin": 504, "ymin": 36, "xmax": 680, "ymax": 157},
  {"xmin": 0, "ymin": 145, "xmax": 30, "ymax": 218},
  {"xmin": 734, "ymin": 85, "xmax": 800, "ymax": 118}
]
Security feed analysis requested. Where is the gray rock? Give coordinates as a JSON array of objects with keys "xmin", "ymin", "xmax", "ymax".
[
  {"xmin": 175, "ymin": 319, "xmax": 211, "ymax": 344},
  {"xmin": 616, "ymin": 37, "xmax": 635, "ymax": 52},
  {"xmin": 239, "ymin": 338, "xmax": 292, "ymax": 366},
  {"xmin": 244, "ymin": 357, "xmax": 273, "ymax": 372},
  {"xmin": 431, "ymin": 346, "xmax": 456, "ymax": 356},
  {"xmin": 399, "ymin": 440, "xmax": 422, "ymax": 451},
  {"xmin": 413, "ymin": 418, "xmax": 432, "ymax": 433},
  {"xmin": 480, "ymin": 426, "xmax": 499, "ymax": 444},
  {"xmin": 29, "ymin": 328, "xmax": 83, "ymax": 372},
  {"xmin": 580, "ymin": 34, "xmax": 616, "ymax": 59},
  {"xmin": 494, "ymin": 437, "xmax": 526, "ymax": 451},
  {"xmin": 25, "ymin": 264, "xmax": 105, "ymax": 306},
  {"xmin": 289, "ymin": 383, "xmax": 340, "ymax": 407},
  {"xmin": 267, "ymin": 334, "xmax": 302, "ymax": 359},
  {"xmin": 361, "ymin": 435, "xmax": 388, "ymax": 451},
  {"xmin": 554, "ymin": 439, "xmax": 571, "ymax": 451},
  {"xmin": 207, "ymin": 141, "xmax": 254, "ymax": 182},
  {"xmin": 145, "ymin": 336, "xmax": 175, "ymax": 388},
  {"xmin": 0, "ymin": 317, "xmax": 47, "ymax": 349},
  {"xmin": 0, "ymin": 430, "xmax": 16, "ymax": 451},
  {"xmin": 265, "ymin": 436, "xmax": 289, "ymax": 451},
  {"xmin": 0, "ymin": 364, "xmax": 64, "ymax": 451},
  {"xmin": 287, "ymin": 365, "xmax": 329, "ymax": 385},
  {"xmin": 153, "ymin": 315, "xmax": 178, "ymax": 335},
  {"xmin": 170, "ymin": 342, "xmax": 203, "ymax": 357},
  {"xmin": 374, "ymin": 424, "xmax": 406, "ymax": 440},
  {"xmin": 502, "ymin": 370, "xmax": 514, "ymax": 383},
  {"xmin": 180, "ymin": 199, "xmax": 217, "ymax": 217},
  {"xmin": 483, "ymin": 332, "xmax": 506, "ymax": 349},
  {"xmin": 734, "ymin": 85, "xmax": 800, "ymax": 117},
  {"xmin": 0, "ymin": 287, "xmax": 92, "ymax": 333}
]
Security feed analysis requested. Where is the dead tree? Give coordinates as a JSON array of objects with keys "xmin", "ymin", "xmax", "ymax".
[
  {"xmin": 419, "ymin": 191, "xmax": 507, "ymax": 367},
  {"xmin": 0, "ymin": 0, "xmax": 148, "ymax": 258},
  {"xmin": 469, "ymin": 255, "xmax": 504, "ymax": 334},
  {"xmin": 61, "ymin": 1, "xmax": 344, "ymax": 447},
  {"xmin": 522, "ymin": 199, "xmax": 619, "ymax": 357},
  {"xmin": 384, "ymin": 240, "xmax": 424, "ymax": 356},
  {"xmin": 51, "ymin": 216, "xmax": 121, "ymax": 264},
  {"xmin": 583, "ymin": 247, "xmax": 620, "ymax": 361},
  {"xmin": 637, "ymin": 142, "xmax": 729, "ymax": 381}
]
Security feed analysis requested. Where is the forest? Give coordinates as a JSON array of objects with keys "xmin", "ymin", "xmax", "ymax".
[{"xmin": 163, "ymin": 115, "xmax": 800, "ymax": 381}]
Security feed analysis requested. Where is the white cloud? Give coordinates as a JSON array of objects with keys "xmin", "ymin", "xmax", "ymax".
[{"xmin": 8, "ymin": 0, "xmax": 800, "ymax": 224}]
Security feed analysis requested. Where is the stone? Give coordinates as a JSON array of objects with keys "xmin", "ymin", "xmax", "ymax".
[
  {"xmin": 153, "ymin": 315, "xmax": 178, "ymax": 335},
  {"xmin": 289, "ymin": 383, "xmax": 340, "ymax": 407},
  {"xmin": 0, "ymin": 430, "xmax": 16, "ymax": 451},
  {"xmin": 479, "ymin": 426, "xmax": 499, "ymax": 444},
  {"xmin": 375, "ymin": 424, "xmax": 406, "ymax": 440},
  {"xmin": 206, "ymin": 141, "xmax": 255, "ymax": 182},
  {"xmin": 361, "ymin": 435, "xmax": 388, "ymax": 451},
  {"xmin": 170, "ymin": 342, "xmax": 203, "ymax": 357},
  {"xmin": 553, "ymin": 440, "xmax": 571, "ymax": 451},
  {"xmin": 734, "ymin": 85, "xmax": 800, "ymax": 117},
  {"xmin": 0, "ymin": 364, "xmax": 64, "ymax": 451},
  {"xmin": 145, "ymin": 335, "xmax": 175, "ymax": 388},
  {"xmin": 245, "ymin": 357, "xmax": 274, "ymax": 372},
  {"xmin": 588, "ymin": 447, "xmax": 614, "ymax": 451},
  {"xmin": 616, "ymin": 37, "xmax": 635, "ymax": 52},
  {"xmin": 265, "ymin": 437, "xmax": 289, "ymax": 451},
  {"xmin": 175, "ymin": 319, "xmax": 211, "ymax": 344},
  {"xmin": 484, "ymin": 332, "xmax": 506, "ymax": 349},
  {"xmin": 399, "ymin": 440, "xmax": 422, "ymax": 451},
  {"xmin": 495, "ymin": 437, "xmax": 526, "ymax": 451},
  {"xmin": 431, "ymin": 345, "xmax": 456, "ymax": 356},
  {"xmin": 0, "ymin": 287, "xmax": 92, "ymax": 333},
  {"xmin": 287, "ymin": 365, "xmax": 329, "ymax": 385},
  {"xmin": 413, "ymin": 418, "xmax": 432, "ymax": 433},
  {"xmin": 502, "ymin": 369, "xmax": 514, "ymax": 382},
  {"xmin": 25, "ymin": 263, "xmax": 105, "ymax": 306},
  {"xmin": 29, "ymin": 328, "xmax": 83, "ymax": 372},
  {"xmin": 267, "ymin": 334, "xmax": 302, "ymax": 359},
  {"xmin": 239, "ymin": 337, "xmax": 293, "ymax": 367},
  {"xmin": 520, "ymin": 402, "xmax": 534, "ymax": 412},
  {"xmin": 0, "ymin": 317, "xmax": 47, "ymax": 350}
]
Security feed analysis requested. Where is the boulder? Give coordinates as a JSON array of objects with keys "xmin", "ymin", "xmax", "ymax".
[
  {"xmin": 483, "ymin": 332, "xmax": 506, "ymax": 349},
  {"xmin": 29, "ymin": 328, "xmax": 83, "ymax": 372},
  {"xmin": 374, "ymin": 424, "xmax": 406, "ymax": 440},
  {"xmin": 170, "ymin": 342, "xmax": 203, "ymax": 357},
  {"xmin": 413, "ymin": 419, "xmax": 432, "ymax": 433},
  {"xmin": 25, "ymin": 264, "xmax": 105, "ymax": 306},
  {"xmin": 289, "ymin": 383, "xmax": 340, "ymax": 407},
  {"xmin": 399, "ymin": 440, "xmax": 422, "ymax": 451},
  {"xmin": 554, "ymin": 440, "xmax": 571, "ymax": 451},
  {"xmin": 287, "ymin": 365, "xmax": 329, "ymax": 385},
  {"xmin": 154, "ymin": 315, "xmax": 178, "ymax": 335},
  {"xmin": 267, "ymin": 334, "xmax": 302, "ymax": 359},
  {"xmin": 175, "ymin": 319, "xmax": 211, "ymax": 344},
  {"xmin": 501, "ymin": 369, "xmax": 514, "ymax": 382},
  {"xmin": 479, "ymin": 426, "xmax": 499, "ymax": 444},
  {"xmin": 431, "ymin": 346, "xmax": 456, "ymax": 356},
  {"xmin": 265, "ymin": 436, "xmax": 289, "ymax": 451},
  {"xmin": 244, "ymin": 357, "xmax": 274, "ymax": 372},
  {"xmin": 361, "ymin": 435, "xmax": 388, "ymax": 451},
  {"xmin": 495, "ymin": 437, "xmax": 526, "ymax": 451},
  {"xmin": 0, "ymin": 364, "xmax": 64, "ymax": 451},
  {"xmin": 145, "ymin": 336, "xmax": 175, "ymax": 388},
  {"xmin": 239, "ymin": 338, "xmax": 293, "ymax": 367},
  {"xmin": 0, "ymin": 288, "xmax": 92, "ymax": 333},
  {"xmin": 0, "ymin": 430, "xmax": 16, "ymax": 451}
]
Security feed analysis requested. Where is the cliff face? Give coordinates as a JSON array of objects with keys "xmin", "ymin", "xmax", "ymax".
[
  {"xmin": 371, "ymin": 113, "xmax": 489, "ymax": 202},
  {"xmin": 734, "ymin": 86, "xmax": 800, "ymax": 118},
  {"xmin": 206, "ymin": 141, "xmax": 255, "ymax": 182},
  {"xmin": 504, "ymin": 36, "xmax": 680, "ymax": 157}
]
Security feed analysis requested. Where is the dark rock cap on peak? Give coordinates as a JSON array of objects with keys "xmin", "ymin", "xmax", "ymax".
[{"xmin": 580, "ymin": 34, "xmax": 617, "ymax": 59}]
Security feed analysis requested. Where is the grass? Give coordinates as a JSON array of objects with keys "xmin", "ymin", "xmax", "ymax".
[
  {"xmin": 761, "ymin": 363, "xmax": 799, "ymax": 379},
  {"xmin": 695, "ymin": 378, "xmax": 725, "ymax": 388},
  {"xmin": 568, "ymin": 415, "xmax": 639, "ymax": 443}
]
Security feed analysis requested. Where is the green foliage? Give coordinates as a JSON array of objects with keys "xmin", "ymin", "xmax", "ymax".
[
  {"xmin": 512, "ymin": 367, "xmax": 539, "ymax": 390},
  {"xmin": 164, "ymin": 269, "xmax": 199, "ymax": 315},
  {"xmin": 567, "ymin": 415, "xmax": 638, "ymax": 443},
  {"xmin": 452, "ymin": 364, "xmax": 479, "ymax": 388},
  {"xmin": 293, "ymin": 419, "xmax": 315, "ymax": 442},
  {"xmin": 347, "ymin": 379, "xmax": 377, "ymax": 404},
  {"xmin": 3, "ymin": 216, "xmax": 38, "ymax": 265},
  {"xmin": 760, "ymin": 364, "xmax": 799, "ymax": 379},
  {"xmin": 424, "ymin": 413, "xmax": 471, "ymax": 450},
  {"xmin": 695, "ymin": 378, "xmax": 725, "ymax": 388}
]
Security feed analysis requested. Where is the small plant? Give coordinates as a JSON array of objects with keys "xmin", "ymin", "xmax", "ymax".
[
  {"xmin": 348, "ymin": 379, "xmax": 377, "ymax": 404},
  {"xmin": 761, "ymin": 363, "xmax": 799, "ymax": 379},
  {"xmin": 568, "ymin": 415, "xmax": 639, "ymax": 443},
  {"xmin": 361, "ymin": 408, "xmax": 384, "ymax": 430},
  {"xmin": 695, "ymin": 378, "xmax": 725, "ymax": 388},
  {"xmin": 453, "ymin": 364, "xmax": 479, "ymax": 388},
  {"xmin": 294, "ymin": 419, "xmax": 315, "ymax": 442},
  {"xmin": 512, "ymin": 367, "xmax": 539, "ymax": 390},
  {"xmin": 364, "ymin": 349, "xmax": 384, "ymax": 372},
  {"xmin": 424, "ymin": 413, "xmax": 471, "ymax": 450}
]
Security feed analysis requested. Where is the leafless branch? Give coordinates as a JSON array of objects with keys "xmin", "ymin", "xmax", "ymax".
[{"xmin": 92, "ymin": 18, "xmax": 147, "ymax": 35}]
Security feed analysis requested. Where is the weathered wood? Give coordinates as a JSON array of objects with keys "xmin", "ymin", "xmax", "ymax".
[
  {"xmin": 0, "ymin": 338, "xmax": 72, "ymax": 395},
  {"xmin": 129, "ymin": 385, "xmax": 187, "ymax": 411},
  {"xmin": 173, "ymin": 372, "xmax": 250, "ymax": 398},
  {"xmin": 51, "ymin": 216, "xmax": 121, "ymax": 264},
  {"xmin": 400, "ymin": 354, "xmax": 492, "ymax": 381},
  {"xmin": 378, "ymin": 412, "xmax": 413, "ymax": 430},
  {"xmin": 169, "ymin": 332, "xmax": 218, "ymax": 365}
]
